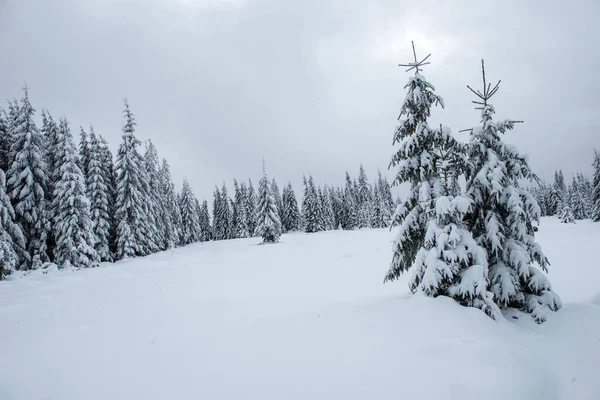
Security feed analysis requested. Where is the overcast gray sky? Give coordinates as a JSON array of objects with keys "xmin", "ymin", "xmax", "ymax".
[{"xmin": 1, "ymin": 0, "xmax": 598, "ymax": 201}]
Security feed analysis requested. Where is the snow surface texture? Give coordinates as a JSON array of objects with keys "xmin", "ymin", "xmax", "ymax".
[{"xmin": 1, "ymin": 217, "xmax": 599, "ymax": 400}]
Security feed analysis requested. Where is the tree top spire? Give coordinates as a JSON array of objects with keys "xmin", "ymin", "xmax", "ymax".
[
  {"xmin": 398, "ymin": 41, "xmax": 431, "ymax": 74},
  {"xmin": 466, "ymin": 59, "xmax": 502, "ymax": 109},
  {"xmin": 458, "ymin": 59, "xmax": 523, "ymax": 133}
]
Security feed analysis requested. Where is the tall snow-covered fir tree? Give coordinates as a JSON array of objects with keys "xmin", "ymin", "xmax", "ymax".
[
  {"xmin": 52, "ymin": 117, "xmax": 99, "ymax": 269},
  {"xmin": 385, "ymin": 45, "xmax": 446, "ymax": 284},
  {"xmin": 144, "ymin": 140, "xmax": 167, "ymax": 249},
  {"xmin": 87, "ymin": 129, "xmax": 112, "ymax": 262},
  {"xmin": 212, "ymin": 186, "xmax": 232, "ymax": 241},
  {"xmin": 79, "ymin": 127, "xmax": 91, "ymax": 183},
  {"xmin": 41, "ymin": 110, "xmax": 60, "ymax": 259},
  {"xmin": 414, "ymin": 123, "xmax": 501, "ymax": 317},
  {"xmin": 99, "ymin": 135, "xmax": 118, "ymax": 255},
  {"xmin": 282, "ymin": 182, "xmax": 300, "ymax": 232},
  {"xmin": 1, "ymin": 100, "xmax": 20, "ymax": 173},
  {"xmin": 194, "ymin": 198, "xmax": 204, "ymax": 240},
  {"xmin": 531, "ymin": 182, "xmax": 552, "ymax": 217},
  {"xmin": 576, "ymin": 173, "xmax": 592, "ymax": 218},
  {"xmin": 212, "ymin": 186, "xmax": 223, "ymax": 240},
  {"xmin": 569, "ymin": 176, "xmax": 587, "ymax": 220},
  {"xmin": 41, "ymin": 110, "xmax": 60, "ymax": 200},
  {"xmin": 114, "ymin": 100, "xmax": 155, "ymax": 259},
  {"xmin": 199, "ymin": 199, "xmax": 212, "ymax": 242},
  {"xmin": 560, "ymin": 188, "xmax": 575, "ymax": 224},
  {"xmin": 246, "ymin": 178, "xmax": 257, "ymax": 236},
  {"xmin": 232, "ymin": 180, "xmax": 250, "ymax": 238},
  {"xmin": 0, "ymin": 111, "xmax": 13, "ymax": 172},
  {"xmin": 371, "ymin": 170, "xmax": 394, "ymax": 228},
  {"xmin": 330, "ymin": 186, "xmax": 344, "ymax": 229},
  {"xmin": 179, "ymin": 179, "xmax": 201, "ymax": 245},
  {"xmin": 6, "ymin": 88, "xmax": 50, "ymax": 270},
  {"xmin": 551, "ymin": 170, "xmax": 567, "ymax": 216},
  {"xmin": 158, "ymin": 159, "xmax": 181, "ymax": 248},
  {"xmin": 592, "ymin": 150, "xmax": 600, "ymax": 222},
  {"xmin": 341, "ymin": 172, "xmax": 358, "ymax": 230},
  {"xmin": 384, "ymin": 48, "xmax": 501, "ymax": 318},
  {"xmin": 302, "ymin": 175, "xmax": 322, "ymax": 233},
  {"xmin": 371, "ymin": 184, "xmax": 385, "ymax": 228},
  {"xmin": 319, "ymin": 185, "xmax": 335, "ymax": 230},
  {"xmin": 254, "ymin": 164, "xmax": 282, "ymax": 243},
  {"xmin": 221, "ymin": 183, "xmax": 233, "ymax": 239},
  {"xmin": 0, "ymin": 169, "xmax": 28, "ymax": 279},
  {"xmin": 271, "ymin": 178, "xmax": 284, "ymax": 224},
  {"xmin": 357, "ymin": 165, "xmax": 373, "ymax": 228},
  {"xmin": 463, "ymin": 60, "xmax": 561, "ymax": 322}
]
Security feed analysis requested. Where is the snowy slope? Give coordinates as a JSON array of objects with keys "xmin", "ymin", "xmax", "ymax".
[{"xmin": 1, "ymin": 217, "xmax": 599, "ymax": 400}]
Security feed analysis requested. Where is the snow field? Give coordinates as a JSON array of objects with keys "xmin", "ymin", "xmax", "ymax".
[{"xmin": 0, "ymin": 217, "xmax": 599, "ymax": 399}]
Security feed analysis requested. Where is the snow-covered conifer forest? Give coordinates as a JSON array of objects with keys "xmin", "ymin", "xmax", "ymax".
[{"xmin": 2, "ymin": 11, "xmax": 600, "ymax": 399}]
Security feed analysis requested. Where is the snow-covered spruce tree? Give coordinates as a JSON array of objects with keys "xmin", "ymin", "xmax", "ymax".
[
  {"xmin": 271, "ymin": 178, "xmax": 285, "ymax": 224},
  {"xmin": 371, "ymin": 171, "xmax": 390, "ymax": 228},
  {"xmin": 371, "ymin": 184, "xmax": 385, "ymax": 228},
  {"xmin": 0, "ymin": 169, "xmax": 28, "ymax": 279},
  {"xmin": 254, "ymin": 165, "xmax": 282, "ymax": 243},
  {"xmin": 52, "ymin": 117, "xmax": 99, "ymax": 269},
  {"xmin": 384, "ymin": 46, "xmax": 446, "ymax": 284},
  {"xmin": 230, "ymin": 183, "xmax": 240, "ymax": 239},
  {"xmin": 560, "ymin": 191, "xmax": 575, "ymax": 224},
  {"xmin": 79, "ymin": 127, "xmax": 91, "ymax": 183},
  {"xmin": 551, "ymin": 170, "xmax": 567, "ymax": 216},
  {"xmin": 357, "ymin": 164, "xmax": 373, "ymax": 228},
  {"xmin": 144, "ymin": 140, "xmax": 167, "ymax": 249},
  {"xmin": 342, "ymin": 172, "xmax": 358, "ymax": 230},
  {"xmin": 238, "ymin": 182, "xmax": 250, "ymax": 237},
  {"xmin": 114, "ymin": 100, "xmax": 156, "ymax": 259},
  {"xmin": 7, "ymin": 88, "xmax": 50, "ymax": 270},
  {"xmin": 87, "ymin": 129, "xmax": 112, "ymax": 262},
  {"xmin": 179, "ymin": 179, "xmax": 201, "ymax": 245},
  {"xmin": 372, "ymin": 170, "xmax": 394, "ymax": 228},
  {"xmin": 41, "ymin": 110, "xmax": 60, "ymax": 259},
  {"xmin": 576, "ymin": 173, "xmax": 592, "ymax": 218},
  {"xmin": 228, "ymin": 197, "xmax": 236, "ymax": 238},
  {"xmin": 194, "ymin": 198, "xmax": 204, "ymax": 240},
  {"xmin": 592, "ymin": 150, "xmax": 600, "ymax": 222},
  {"xmin": 232, "ymin": 180, "xmax": 250, "ymax": 238},
  {"xmin": 282, "ymin": 182, "xmax": 300, "ymax": 232},
  {"xmin": 99, "ymin": 135, "xmax": 118, "ymax": 256},
  {"xmin": 531, "ymin": 182, "xmax": 551, "ymax": 217},
  {"xmin": 569, "ymin": 176, "xmax": 587, "ymax": 220},
  {"xmin": 199, "ymin": 199, "xmax": 212, "ymax": 242},
  {"xmin": 158, "ymin": 159, "xmax": 181, "ymax": 248},
  {"xmin": 408, "ymin": 124, "xmax": 502, "ymax": 317},
  {"xmin": 383, "ymin": 48, "xmax": 502, "ymax": 318},
  {"xmin": 221, "ymin": 183, "xmax": 233, "ymax": 239},
  {"xmin": 463, "ymin": 60, "xmax": 561, "ymax": 322},
  {"xmin": 0, "ymin": 111, "xmax": 13, "ymax": 172},
  {"xmin": 41, "ymin": 110, "xmax": 60, "ymax": 200},
  {"xmin": 212, "ymin": 186, "xmax": 224, "ymax": 240},
  {"xmin": 320, "ymin": 185, "xmax": 335, "ymax": 230},
  {"xmin": 246, "ymin": 178, "xmax": 257, "ymax": 236},
  {"xmin": 270, "ymin": 181, "xmax": 285, "ymax": 225},
  {"xmin": 2, "ymin": 100, "xmax": 20, "ymax": 173},
  {"xmin": 302, "ymin": 175, "xmax": 322, "ymax": 233},
  {"xmin": 329, "ymin": 186, "xmax": 344, "ymax": 229}
]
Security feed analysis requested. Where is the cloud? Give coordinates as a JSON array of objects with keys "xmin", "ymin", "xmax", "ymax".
[{"xmin": 0, "ymin": 0, "xmax": 598, "ymax": 202}]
